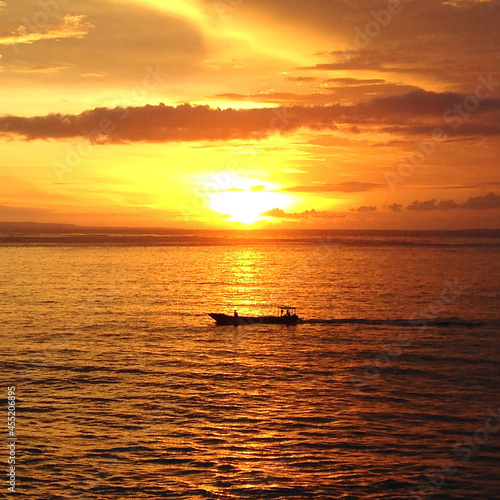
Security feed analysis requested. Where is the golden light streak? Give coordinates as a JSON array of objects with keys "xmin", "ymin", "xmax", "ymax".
[{"xmin": 125, "ymin": 0, "xmax": 206, "ymax": 24}]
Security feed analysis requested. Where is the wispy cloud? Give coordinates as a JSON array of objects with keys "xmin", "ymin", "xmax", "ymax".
[
  {"xmin": 261, "ymin": 208, "xmax": 341, "ymax": 219},
  {"xmin": 0, "ymin": 14, "xmax": 93, "ymax": 47},
  {"xmin": 13, "ymin": 66, "xmax": 68, "ymax": 74},
  {"xmin": 326, "ymin": 77, "xmax": 386, "ymax": 87},
  {"xmin": 284, "ymin": 182, "xmax": 383, "ymax": 193}
]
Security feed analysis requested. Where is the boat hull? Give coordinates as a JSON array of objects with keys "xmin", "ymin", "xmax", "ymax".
[{"xmin": 209, "ymin": 313, "xmax": 299, "ymax": 326}]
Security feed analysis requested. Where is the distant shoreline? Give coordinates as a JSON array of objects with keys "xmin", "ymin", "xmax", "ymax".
[
  {"xmin": 0, "ymin": 222, "xmax": 499, "ymax": 238},
  {"xmin": 1, "ymin": 222, "xmax": 499, "ymax": 247}
]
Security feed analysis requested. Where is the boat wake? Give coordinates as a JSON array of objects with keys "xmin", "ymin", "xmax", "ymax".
[{"xmin": 300, "ymin": 317, "xmax": 489, "ymax": 328}]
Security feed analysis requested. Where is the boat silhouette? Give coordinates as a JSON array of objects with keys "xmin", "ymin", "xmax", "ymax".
[{"xmin": 209, "ymin": 306, "xmax": 300, "ymax": 326}]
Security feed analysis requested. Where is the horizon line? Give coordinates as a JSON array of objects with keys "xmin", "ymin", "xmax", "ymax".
[{"xmin": 0, "ymin": 221, "xmax": 499, "ymax": 235}]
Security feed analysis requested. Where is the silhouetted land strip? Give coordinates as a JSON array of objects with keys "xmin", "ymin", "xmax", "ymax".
[{"xmin": 0, "ymin": 223, "xmax": 499, "ymax": 246}]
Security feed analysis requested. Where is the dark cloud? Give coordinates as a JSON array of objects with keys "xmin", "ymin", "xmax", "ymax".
[
  {"xmin": 353, "ymin": 206, "xmax": 377, "ymax": 213},
  {"xmin": 409, "ymin": 199, "xmax": 438, "ymax": 211},
  {"xmin": 263, "ymin": 193, "xmax": 500, "ymax": 221},
  {"xmin": 300, "ymin": 50, "xmax": 459, "ymax": 78},
  {"xmin": 433, "ymin": 182, "xmax": 500, "ymax": 190},
  {"xmin": 408, "ymin": 193, "xmax": 500, "ymax": 211},
  {"xmin": 407, "ymin": 199, "xmax": 456, "ymax": 211},
  {"xmin": 245, "ymin": 0, "xmax": 500, "ymax": 82},
  {"xmin": 300, "ymin": 50, "xmax": 384, "ymax": 72},
  {"xmin": 381, "ymin": 122, "xmax": 500, "ymax": 138},
  {"xmin": 2, "ymin": 89, "xmax": 500, "ymax": 143},
  {"xmin": 437, "ymin": 199, "xmax": 460, "ymax": 211},
  {"xmin": 364, "ymin": 89, "xmax": 500, "ymax": 116},
  {"xmin": 461, "ymin": 192, "xmax": 500, "ymax": 210},
  {"xmin": 326, "ymin": 77, "xmax": 386, "ymax": 86},
  {"xmin": 0, "ymin": 103, "xmax": 306, "ymax": 142},
  {"xmin": 386, "ymin": 203, "xmax": 403, "ymax": 213}
]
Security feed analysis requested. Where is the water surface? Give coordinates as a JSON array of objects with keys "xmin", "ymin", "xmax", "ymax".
[{"xmin": 1, "ymin": 232, "xmax": 499, "ymax": 499}]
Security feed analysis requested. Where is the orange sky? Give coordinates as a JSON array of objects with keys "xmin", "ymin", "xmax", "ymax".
[{"xmin": 0, "ymin": 0, "xmax": 499, "ymax": 229}]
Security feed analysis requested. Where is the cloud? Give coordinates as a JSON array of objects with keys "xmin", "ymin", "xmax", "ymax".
[
  {"xmin": 300, "ymin": 50, "xmax": 385, "ymax": 72},
  {"xmin": 408, "ymin": 193, "xmax": 500, "ymax": 211},
  {"xmin": 353, "ymin": 205, "xmax": 377, "ymax": 213},
  {"xmin": 81, "ymin": 72, "xmax": 108, "ymax": 78},
  {"xmin": 251, "ymin": 0, "xmax": 500, "ymax": 83},
  {"xmin": 299, "ymin": 49, "xmax": 457, "ymax": 78},
  {"xmin": 461, "ymin": 192, "xmax": 500, "ymax": 210},
  {"xmin": 1, "ymin": 89, "xmax": 500, "ymax": 143},
  {"xmin": 261, "ymin": 208, "xmax": 339, "ymax": 219},
  {"xmin": 407, "ymin": 199, "xmax": 456, "ymax": 211},
  {"xmin": 0, "ymin": 15, "xmax": 93, "ymax": 46},
  {"xmin": 363, "ymin": 88, "xmax": 500, "ymax": 116},
  {"xmin": 214, "ymin": 91, "xmax": 339, "ymax": 105},
  {"xmin": 215, "ymin": 81, "xmax": 420, "ymax": 106},
  {"xmin": 13, "ymin": 66, "xmax": 68, "ymax": 74},
  {"xmin": 326, "ymin": 77, "xmax": 386, "ymax": 86},
  {"xmin": 0, "ymin": 103, "xmax": 304, "ymax": 143},
  {"xmin": 284, "ymin": 182, "xmax": 382, "ymax": 193},
  {"xmin": 287, "ymin": 76, "xmax": 318, "ymax": 82},
  {"xmin": 0, "ymin": 0, "xmax": 207, "ymax": 89},
  {"xmin": 432, "ymin": 182, "xmax": 500, "ymax": 190},
  {"xmin": 381, "ymin": 122, "xmax": 500, "ymax": 138},
  {"xmin": 263, "ymin": 193, "xmax": 500, "ymax": 221},
  {"xmin": 387, "ymin": 203, "xmax": 403, "ymax": 213}
]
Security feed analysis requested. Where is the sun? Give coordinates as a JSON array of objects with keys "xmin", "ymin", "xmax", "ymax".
[{"xmin": 209, "ymin": 184, "xmax": 292, "ymax": 225}]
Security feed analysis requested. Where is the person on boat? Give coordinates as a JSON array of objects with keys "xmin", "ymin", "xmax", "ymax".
[
  {"xmin": 234, "ymin": 310, "xmax": 238, "ymax": 317},
  {"xmin": 286, "ymin": 310, "xmax": 291, "ymax": 316}
]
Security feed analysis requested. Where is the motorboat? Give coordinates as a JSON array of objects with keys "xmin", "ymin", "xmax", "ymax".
[{"xmin": 208, "ymin": 306, "xmax": 300, "ymax": 326}]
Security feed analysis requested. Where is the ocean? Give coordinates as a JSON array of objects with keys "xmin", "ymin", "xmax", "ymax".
[{"xmin": 1, "ymin": 230, "xmax": 499, "ymax": 499}]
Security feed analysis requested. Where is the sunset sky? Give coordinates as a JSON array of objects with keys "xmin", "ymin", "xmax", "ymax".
[{"xmin": 1, "ymin": 0, "xmax": 499, "ymax": 229}]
